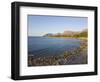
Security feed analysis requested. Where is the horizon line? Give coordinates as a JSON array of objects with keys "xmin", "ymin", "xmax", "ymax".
[{"xmin": 28, "ymin": 28, "xmax": 87, "ymax": 36}]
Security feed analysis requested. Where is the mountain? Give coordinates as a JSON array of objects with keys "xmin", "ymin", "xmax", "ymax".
[
  {"xmin": 43, "ymin": 33, "xmax": 54, "ymax": 37},
  {"xmin": 43, "ymin": 29, "xmax": 88, "ymax": 38},
  {"xmin": 62, "ymin": 31, "xmax": 79, "ymax": 37}
]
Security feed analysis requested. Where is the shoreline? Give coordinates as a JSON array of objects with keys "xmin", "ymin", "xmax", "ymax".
[
  {"xmin": 47, "ymin": 36, "xmax": 87, "ymax": 40},
  {"xmin": 28, "ymin": 39, "xmax": 87, "ymax": 66}
]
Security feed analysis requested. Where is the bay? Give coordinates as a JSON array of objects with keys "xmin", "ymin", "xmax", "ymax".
[{"xmin": 28, "ymin": 37, "xmax": 81, "ymax": 58}]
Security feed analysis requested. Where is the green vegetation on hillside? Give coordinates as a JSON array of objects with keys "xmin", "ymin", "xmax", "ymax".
[
  {"xmin": 43, "ymin": 29, "xmax": 88, "ymax": 39},
  {"xmin": 73, "ymin": 31, "xmax": 88, "ymax": 38}
]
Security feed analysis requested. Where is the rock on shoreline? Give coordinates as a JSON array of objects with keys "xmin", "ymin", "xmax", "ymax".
[{"xmin": 28, "ymin": 40, "xmax": 87, "ymax": 66}]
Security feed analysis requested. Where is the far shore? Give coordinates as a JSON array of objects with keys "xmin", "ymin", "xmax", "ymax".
[{"xmin": 47, "ymin": 36, "xmax": 87, "ymax": 40}]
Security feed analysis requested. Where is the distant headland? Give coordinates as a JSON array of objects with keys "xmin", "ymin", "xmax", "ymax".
[{"xmin": 43, "ymin": 29, "xmax": 88, "ymax": 39}]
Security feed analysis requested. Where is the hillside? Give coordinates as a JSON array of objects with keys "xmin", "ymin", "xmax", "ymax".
[{"xmin": 43, "ymin": 29, "xmax": 88, "ymax": 38}]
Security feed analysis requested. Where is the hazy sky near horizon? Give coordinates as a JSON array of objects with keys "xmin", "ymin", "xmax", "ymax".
[{"xmin": 28, "ymin": 15, "xmax": 88, "ymax": 36}]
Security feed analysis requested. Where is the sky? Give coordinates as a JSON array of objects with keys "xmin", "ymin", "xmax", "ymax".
[{"xmin": 28, "ymin": 15, "xmax": 88, "ymax": 36}]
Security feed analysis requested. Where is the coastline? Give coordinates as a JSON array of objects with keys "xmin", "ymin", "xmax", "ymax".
[
  {"xmin": 28, "ymin": 39, "xmax": 87, "ymax": 66},
  {"xmin": 47, "ymin": 36, "xmax": 87, "ymax": 40}
]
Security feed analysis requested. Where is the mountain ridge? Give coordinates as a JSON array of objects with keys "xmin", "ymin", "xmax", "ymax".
[{"xmin": 43, "ymin": 29, "xmax": 88, "ymax": 37}]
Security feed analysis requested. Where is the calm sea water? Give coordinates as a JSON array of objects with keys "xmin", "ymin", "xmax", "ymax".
[{"xmin": 28, "ymin": 37, "xmax": 81, "ymax": 58}]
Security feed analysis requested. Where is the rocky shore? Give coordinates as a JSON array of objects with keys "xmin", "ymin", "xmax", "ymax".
[{"xmin": 28, "ymin": 39, "xmax": 87, "ymax": 66}]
